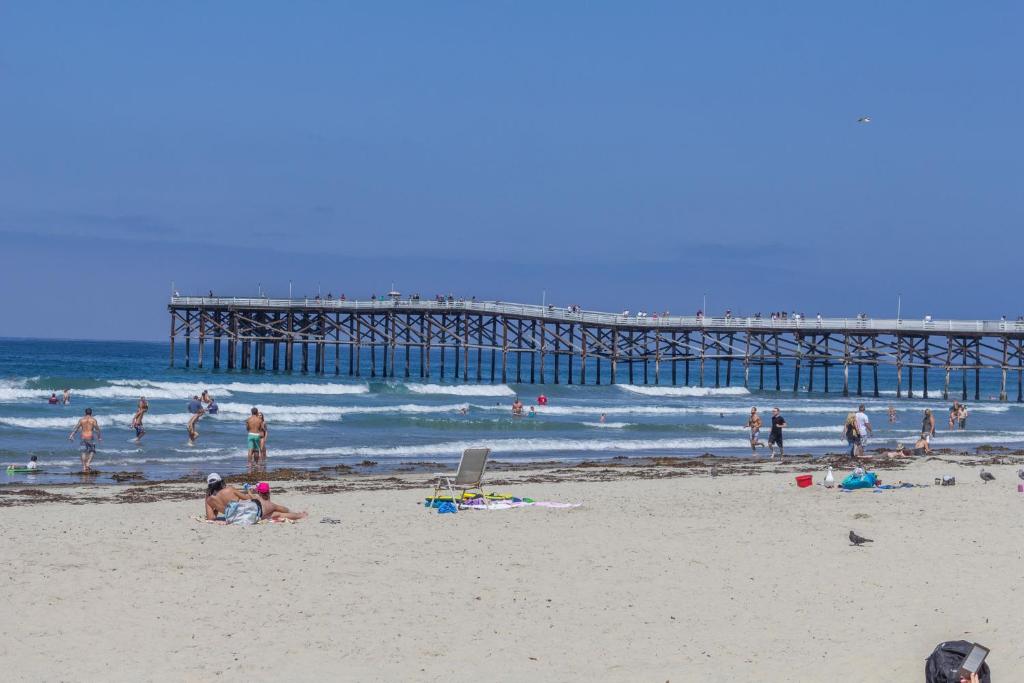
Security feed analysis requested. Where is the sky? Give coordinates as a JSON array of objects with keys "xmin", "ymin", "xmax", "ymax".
[{"xmin": 1, "ymin": 1, "xmax": 1022, "ymax": 340}]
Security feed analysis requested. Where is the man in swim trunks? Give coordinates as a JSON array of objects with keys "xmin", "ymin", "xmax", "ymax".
[
  {"xmin": 250, "ymin": 482, "xmax": 308, "ymax": 521},
  {"xmin": 245, "ymin": 407, "xmax": 264, "ymax": 468},
  {"xmin": 62, "ymin": 388, "xmax": 71, "ymax": 405},
  {"xmin": 131, "ymin": 396, "xmax": 149, "ymax": 443},
  {"xmin": 68, "ymin": 407, "xmax": 102, "ymax": 472},
  {"xmin": 187, "ymin": 395, "xmax": 205, "ymax": 444},
  {"xmin": 767, "ymin": 407, "xmax": 786, "ymax": 458},
  {"xmin": 746, "ymin": 407, "xmax": 765, "ymax": 454}
]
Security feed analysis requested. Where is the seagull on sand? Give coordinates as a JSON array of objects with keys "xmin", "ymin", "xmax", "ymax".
[
  {"xmin": 1017, "ymin": 468, "xmax": 1024, "ymax": 481},
  {"xmin": 849, "ymin": 530, "xmax": 873, "ymax": 546},
  {"xmin": 980, "ymin": 469, "xmax": 996, "ymax": 483},
  {"xmin": 857, "ymin": 116, "xmax": 872, "ymax": 124}
]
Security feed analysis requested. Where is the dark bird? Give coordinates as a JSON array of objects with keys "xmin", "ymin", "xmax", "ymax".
[
  {"xmin": 980, "ymin": 469, "xmax": 996, "ymax": 483},
  {"xmin": 857, "ymin": 116, "xmax": 872, "ymax": 124},
  {"xmin": 1017, "ymin": 468, "xmax": 1024, "ymax": 481},
  {"xmin": 849, "ymin": 530, "xmax": 873, "ymax": 546}
]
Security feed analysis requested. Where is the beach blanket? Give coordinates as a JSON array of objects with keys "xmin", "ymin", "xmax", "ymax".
[
  {"xmin": 192, "ymin": 515, "xmax": 293, "ymax": 526},
  {"xmin": 458, "ymin": 499, "xmax": 581, "ymax": 510}
]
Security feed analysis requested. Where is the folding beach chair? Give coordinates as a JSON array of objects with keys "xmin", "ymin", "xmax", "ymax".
[{"xmin": 431, "ymin": 448, "xmax": 491, "ymax": 509}]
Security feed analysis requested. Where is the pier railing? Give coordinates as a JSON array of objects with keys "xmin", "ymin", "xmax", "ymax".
[{"xmin": 169, "ymin": 297, "xmax": 1017, "ymax": 335}]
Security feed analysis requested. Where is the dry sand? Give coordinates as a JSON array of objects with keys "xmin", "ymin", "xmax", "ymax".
[{"xmin": 2, "ymin": 455, "xmax": 1023, "ymax": 682}]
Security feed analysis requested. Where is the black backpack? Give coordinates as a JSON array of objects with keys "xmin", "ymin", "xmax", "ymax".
[{"xmin": 925, "ymin": 640, "xmax": 991, "ymax": 682}]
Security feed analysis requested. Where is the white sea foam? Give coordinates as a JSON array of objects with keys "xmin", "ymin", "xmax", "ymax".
[
  {"xmin": 110, "ymin": 379, "xmax": 369, "ymax": 396},
  {"xmin": 618, "ymin": 385, "xmax": 751, "ymax": 398},
  {"xmin": 405, "ymin": 383, "xmax": 516, "ymax": 397},
  {"xmin": 581, "ymin": 422, "xmax": 630, "ymax": 429},
  {"xmin": 260, "ymin": 436, "xmax": 877, "ymax": 459}
]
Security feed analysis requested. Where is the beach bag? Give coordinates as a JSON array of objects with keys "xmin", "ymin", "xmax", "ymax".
[
  {"xmin": 224, "ymin": 500, "xmax": 261, "ymax": 526},
  {"xmin": 840, "ymin": 471, "xmax": 877, "ymax": 490},
  {"xmin": 925, "ymin": 640, "xmax": 990, "ymax": 682}
]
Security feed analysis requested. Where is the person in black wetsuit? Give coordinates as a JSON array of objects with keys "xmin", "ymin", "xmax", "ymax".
[{"xmin": 768, "ymin": 407, "xmax": 786, "ymax": 458}]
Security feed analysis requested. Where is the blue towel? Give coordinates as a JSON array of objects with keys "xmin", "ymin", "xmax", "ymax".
[{"xmin": 438, "ymin": 501, "xmax": 458, "ymax": 514}]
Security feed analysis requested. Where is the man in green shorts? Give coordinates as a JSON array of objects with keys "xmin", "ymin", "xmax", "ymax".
[{"xmin": 245, "ymin": 407, "xmax": 264, "ymax": 469}]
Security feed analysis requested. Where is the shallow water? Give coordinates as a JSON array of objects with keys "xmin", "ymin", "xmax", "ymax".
[{"xmin": 1, "ymin": 338, "xmax": 1019, "ymax": 484}]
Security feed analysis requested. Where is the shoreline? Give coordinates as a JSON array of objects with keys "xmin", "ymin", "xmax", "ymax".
[{"xmin": 4, "ymin": 447, "xmax": 1024, "ymax": 505}]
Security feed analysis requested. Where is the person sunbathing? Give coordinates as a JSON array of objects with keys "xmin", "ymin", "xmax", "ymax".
[
  {"xmin": 204, "ymin": 472, "xmax": 255, "ymax": 520},
  {"xmin": 250, "ymin": 482, "xmax": 308, "ymax": 521}
]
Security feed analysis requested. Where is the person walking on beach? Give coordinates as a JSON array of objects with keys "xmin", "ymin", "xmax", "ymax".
[
  {"xmin": 746, "ymin": 407, "xmax": 765, "ymax": 454},
  {"xmin": 68, "ymin": 407, "xmax": 101, "ymax": 473},
  {"xmin": 186, "ymin": 395, "xmax": 205, "ymax": 445},
  {"xmin": 767, "ymin": 407, "xmax": 786, "ymax": 458},
  {"xmin": 245, "ymin": 408, "xmax": 264, "ymax": 469},
  {"xmin": 854, "ymin": 404, "xmax": 871, "ymax": 451},
  {"xmin": 131, "ymin": 396, "xmax": 149, "ymax": 443},
  {"xmin": 920, "ymin": 409, "xmax": 936, "ymax": 454}
]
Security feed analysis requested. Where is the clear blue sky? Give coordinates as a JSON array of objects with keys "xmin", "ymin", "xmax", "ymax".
[{"xmin": 1, "ymin": 2, "xmax": 1021, "ymax": 340}]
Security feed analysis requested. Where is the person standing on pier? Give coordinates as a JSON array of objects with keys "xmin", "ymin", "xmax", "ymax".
[
  {"xmin": 68, "ymin": 407, "xmax": 101, "ymax": 473},
  {"xmin": 767, "ymin": 407, "xmax": 786, "ymax": 458},
  {"xmin": 746, "ymin": 407, "xmax": 765, "ymax": 454},
  {"xmin": 245, "ymin": 407, "xmax": 264, "ymax": 468}
]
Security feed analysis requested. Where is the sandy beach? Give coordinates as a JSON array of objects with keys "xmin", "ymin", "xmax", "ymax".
[{"xmin": 2, "ymin": 453, "xmax": 1023, "ymax": 682}]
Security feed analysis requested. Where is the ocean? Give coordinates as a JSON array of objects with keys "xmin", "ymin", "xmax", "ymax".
[{"xmin": 2, "ymin": 338, "xmax": 1021, "ymax": 484}]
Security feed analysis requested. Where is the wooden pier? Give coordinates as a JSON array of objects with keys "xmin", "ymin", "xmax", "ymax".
[{"xmin": 169, "ymin": 297, "xmax": 1024, "ymax": 401}]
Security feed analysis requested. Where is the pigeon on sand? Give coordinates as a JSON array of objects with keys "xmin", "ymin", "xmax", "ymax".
[{"xmin": 849, "ymin": 530, "xmax": 873, "ymax": 546}]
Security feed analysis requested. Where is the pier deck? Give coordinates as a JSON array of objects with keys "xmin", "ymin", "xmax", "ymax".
[{"xmin": 168, "ymin": 297, "xmax": 1024, "ymax": 400}]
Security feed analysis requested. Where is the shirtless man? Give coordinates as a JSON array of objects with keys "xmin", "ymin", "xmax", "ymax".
[
  {"xmin": 68, "ymin": 407, "xmax": 102, "ymax": 472},
  {"xmin": 250, "ymin": 482, "xmax": 308, "ymax": 521},
  {"xmin": 186, "ymin": 395, "xmax": 205, "ymax": 444},
  {"xmin": 131, "ymin": 396, "xmax": 149, "ymax": 443},
  {"xmin": 746, "ymin": 407, "xmax": 765, "ymax": 454},
  {"xmin": 245, "ymin": 407, "xmax": 264, "ymax": 468},
  {"xmin": 511, "ymin": 398, "xmax": 524, "ymax": 417},
  {"xmin": 62, "ymin": 389, "xmax": 71, "ymax": 405},
  {"xmin": 204, "ymin": 472, "xmax": 255, "ymax": 520}
]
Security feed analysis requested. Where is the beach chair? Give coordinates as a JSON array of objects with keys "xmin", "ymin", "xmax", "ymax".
[{"xmin": 431, "ymin": 448, "xmax": 491, "ymax": 509}]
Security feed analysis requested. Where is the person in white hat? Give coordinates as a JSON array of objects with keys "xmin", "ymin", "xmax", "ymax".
[{"xmin": 204, "ymin": 473, "xmax": 257, "ymax": 521}]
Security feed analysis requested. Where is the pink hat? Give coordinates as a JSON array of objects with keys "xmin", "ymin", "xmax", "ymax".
[{"xmin": 256, "ymin": 482, "xmax": 270, "ymax": 494}]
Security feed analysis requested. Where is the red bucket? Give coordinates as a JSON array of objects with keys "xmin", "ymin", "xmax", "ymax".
[{"xmin": 795, "ymin": 474, "xmax": 813, "ymax": 488}]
